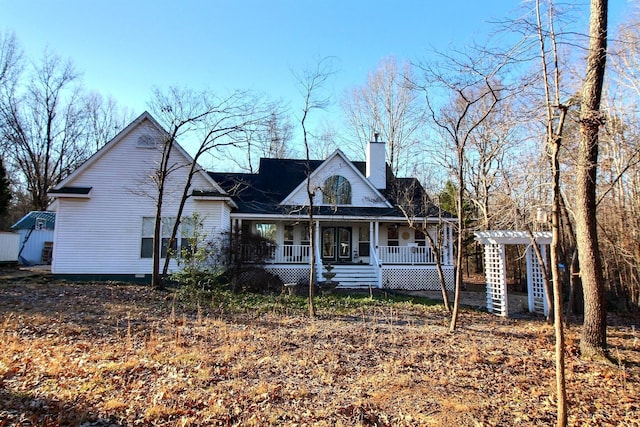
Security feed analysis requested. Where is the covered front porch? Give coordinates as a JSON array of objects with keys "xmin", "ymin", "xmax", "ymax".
[{"xmin": 232, "ymin": 217, "xmax": 456, "ymax": 290}]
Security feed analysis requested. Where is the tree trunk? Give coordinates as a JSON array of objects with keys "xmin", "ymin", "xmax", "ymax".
[
  {"xmin": 162, "ymin": 159, "xmax": 198, "ymax": 276},
  {"xmin": 424, "ymin": 223, "xmax": 451, "ymax": 312},
  {"xmin": 550, "ymin": 135, "xmax": 567, "ymax": 427},
  {"xmin": 450, "ymin": 157, "xmax": 465, "ymax": 331},
  {"xmin": 152, "ymin": 137, "xmax": 173, "ymax": 289},
  {"xmin": 576, "ymin": 0, "xmax": 608, "ymax": 360},
  {"xmin": 308, "ymin": 214, "xmax": 316, "ymax": 317}
]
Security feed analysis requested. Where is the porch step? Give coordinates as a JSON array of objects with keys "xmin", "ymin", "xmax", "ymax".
[{"xmin": 322, "ymin": 264, "xmax": 379, "ymax": 289}]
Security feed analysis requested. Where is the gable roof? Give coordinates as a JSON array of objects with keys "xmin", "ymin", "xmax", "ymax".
[
  {"xmin": 279, "ymin": 149, "xmax": 391, "ymax": 208},
  {"xmin": 210, "ymin": 156, "xmax": 451, "ymax": 219},
  {"xmin": 52, "ymin": 111, "xmax": 226, "ymax": 195},
  {"xmin": 12, "ymin": 211, "xmax": 56, "ymax": 230}
]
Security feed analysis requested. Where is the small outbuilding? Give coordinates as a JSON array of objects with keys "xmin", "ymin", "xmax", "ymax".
[
  {"xmin": 11, "ymin": 211, "xmax": 56, "ymax": 266},
  {"xmin": 0, "ymin": 231, "xmax": 20, "ymax": 264}
]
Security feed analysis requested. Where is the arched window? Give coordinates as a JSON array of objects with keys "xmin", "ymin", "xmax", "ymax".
[{"xmin": 323, "ymin": 175, "xmax": 351, "ymax": 205}]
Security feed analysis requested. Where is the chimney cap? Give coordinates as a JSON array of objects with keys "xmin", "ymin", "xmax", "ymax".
[{"xmin": 373, "ymin": 132, "xmax": 380, "ymax": 142}]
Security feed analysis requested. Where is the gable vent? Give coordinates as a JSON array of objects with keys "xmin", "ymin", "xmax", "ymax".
[{"xmin": 136, "ymin": 135, "xmax": 157, "ymax": 148}]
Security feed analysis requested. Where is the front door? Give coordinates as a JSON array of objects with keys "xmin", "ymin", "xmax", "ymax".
[{"xmin": 321, "ymin": 226, "xmax": 352, "ymax": 263}]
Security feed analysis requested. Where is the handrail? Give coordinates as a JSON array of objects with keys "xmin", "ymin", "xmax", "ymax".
[{"xmin": 370, "ymin": 242, "xmax": 382, "ymax": 288}]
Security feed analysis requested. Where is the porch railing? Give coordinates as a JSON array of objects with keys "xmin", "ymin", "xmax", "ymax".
[
  {"xmin": 378, "ymin": 245, "xmax": 436, "ymax": 264},
  {"xmin": 274, "ymin": 244, "xmax": 311, "ymax": 264},
  {"xmin": 241, "ymin": 244, "xmax": 311, "ymax": 264},
  {"xmin": 240, "ymin": 243, "xmax": 436, "ymax": 265}
]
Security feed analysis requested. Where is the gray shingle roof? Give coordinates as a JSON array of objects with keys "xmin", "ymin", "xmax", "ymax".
[{"xmin": 209, "ymin": 158, "xmax": 451, "ymax": 218}]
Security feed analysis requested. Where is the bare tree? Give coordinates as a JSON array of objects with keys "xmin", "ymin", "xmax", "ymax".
[
  {"xmin": 464, "ymin": 88, "xmax": 515, "ymax": 230},
  {"xmin": 0, "ymin": 49, "xmax": 89, "ymax": 211},
  {"xmin": 145, "ymin": 86, "xmax": 267, "ymax": 288},
  {"xmin": 0, "ymin": 158, "xmax": 12, "ymax": 228},
  {"xmin": 0, "ymin": 37, "xmax": 129, "ymax": 212},
  {"xmin": 342, "ymin": 56, "xmax": 424, "ymax": 176},
  {"xmin": 610, "ymin": 6, "xmax": 640, "ymax": 97},
  {"xmin": 309, "ymin": 121, "xmax": 339, "ymax": 160},
  {"xmin": 0, "ymin": 31, "xmax": 22, "ymax": 92},
  {"xmin": 293, "ymin": 57, "xmax": 335, "ymax": 317},
  {"xmin": 394, "ymin": 181, "xmax": 452, "ymax": 311},
  {"xmin": 263, "ymin": 109, "xmax": 293, "ymax": 159},
  {"xmin": 85, "ymin": 92, "xmax": 133, "ymax": 151},
  {"xmin": 418, "ymin": 48, "xmax": 505, "ymax": 332},
  {"xmin": 531, "ymin": 1, "xmax": 571, "ymax": 422},
  {"xmin": 225, "ymin": 104, "xmax": 294, "ymax": 173}
]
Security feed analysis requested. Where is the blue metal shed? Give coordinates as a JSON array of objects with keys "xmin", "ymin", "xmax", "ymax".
[{"xmin": 11, "ymin": 211, "xmax": 56, "ymax": 265}]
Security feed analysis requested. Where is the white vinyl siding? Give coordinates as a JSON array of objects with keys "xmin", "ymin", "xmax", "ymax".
[{"xmin": 51, "ymin": 118, "xmax": 228, "ymax": 275}]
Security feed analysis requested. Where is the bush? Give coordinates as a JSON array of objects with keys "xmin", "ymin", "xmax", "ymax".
[
  {"xmin": 170, "ymin": 214, "xmax": 227, "ymax": 295},
  {"xmin": 228, "ymin": 267, "xmax": 283, "ymax": 294}
]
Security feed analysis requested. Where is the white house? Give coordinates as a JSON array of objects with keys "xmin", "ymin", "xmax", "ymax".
[{"xmin": 49, "ymin": 112, "xmax": 456, "ymax": 290}]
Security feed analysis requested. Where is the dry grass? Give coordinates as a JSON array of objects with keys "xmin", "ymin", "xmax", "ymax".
[{"xmin": 0, "ymin": 280, "xmax": 638, "ymax": 426}]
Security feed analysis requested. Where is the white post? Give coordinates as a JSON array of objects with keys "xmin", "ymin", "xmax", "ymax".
[
  {"xmin": 448, "ymin": 223, "xmax": 454, "ymax": 266},
  {"xmin": 484, "ymin": 243, "xmax": 508, "ymax": 317},
  {"xmin": 369, "ymin": 221, "xmax": 374, "ymax": 266},
  {"xmin": 314, "ymin": 220, "xmax": 322, "ymax": 283},
  {"xmin": 440, "ymin": 223, "xmax": 447, "ymax": 265},
  {"xmin": 540, "ymin": 245, "xmax": 549, "ymax": 316},
  {"xmin": 526, "ymin": 243, "xmax": 549, "ymax": 316},
  {"xmin": 275, "ymin": 221, "xmax": 283, "ymax": 245},
  {"xmin": 526, "ymin": 246, "xmax": 534, "ymax": 313}
]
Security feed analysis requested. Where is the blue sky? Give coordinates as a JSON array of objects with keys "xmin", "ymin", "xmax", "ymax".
[{"xmin": 0, "ymin": 0, "xmax": 631, "ymax": 152}]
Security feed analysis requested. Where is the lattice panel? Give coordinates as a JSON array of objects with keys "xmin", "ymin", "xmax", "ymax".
[
  {"xmin": 527, "ymin": 245, "xmax": 548, "ymax": 315},
  {"xmin": 381, "ymin": 267, "xmax": 455, "ymax": 291},
  {"xmin": 264, "ymin": 266, "xmax": 310, "ymax": 285},
  {"xmin": 484, "ymin": 243, "xmax": 508, "ymax": 316}
]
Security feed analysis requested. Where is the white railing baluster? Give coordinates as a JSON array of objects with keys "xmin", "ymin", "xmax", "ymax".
[
  {"xmin": 377, "ymin": 245, "xmax": 436, "ymax": 264},
  {"xmin": 272, "ymin": 244, "xmax": 311, "ymax": 263}
]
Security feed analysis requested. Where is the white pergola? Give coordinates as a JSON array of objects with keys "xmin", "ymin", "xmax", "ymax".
[{"xmin": 474, "ymin": 231, "xmax": 552, "ymax": 317}]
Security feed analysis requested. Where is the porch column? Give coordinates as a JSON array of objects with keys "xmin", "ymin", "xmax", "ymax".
[
  {"xmin": 369, "ymin": 221, "xmax": 374, "ymax": 265},
  {"xmin": 439, "ymin": 223, "xmax": 447, "ymax": 265},
  {"xmin": 448, "ymin": 223, "xmax": 454, "ymax": 266},
  {"xmin": 234, "ymin": 219, "xmax": 242, "ymax": 265},
  {"xmin": 314, "ymin": 220, "xmax": 322, "ymax": 283}
]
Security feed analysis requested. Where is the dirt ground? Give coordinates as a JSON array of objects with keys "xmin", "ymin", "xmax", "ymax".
[
  {"xmin": 404, "ymin": 284, "xmax": 531, "ymax": 317},
  {"xmin": 1, "ymin": 266, "xmax": 531, "ymax": 316},
  {"xmin": 1, "ymin": 278, "xmax": 638, "ymax": 426}
]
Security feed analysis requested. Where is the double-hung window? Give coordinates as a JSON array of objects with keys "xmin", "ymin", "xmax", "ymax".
[
  {"xmin": 387, "ymin": 226, "xmax": 399, "ymax": 247},
  {"xmin": 359, "ymin": 226, "xmax": 370, "ymax": 256},
  {"xmin": 141, "ymin": 216, "xmax": 178, "ymax": 258}
]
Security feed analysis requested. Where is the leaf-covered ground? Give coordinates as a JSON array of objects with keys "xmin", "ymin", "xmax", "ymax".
[{"xmin": 0, "ymin": 279, "xmax": 638, "ymax": 426}]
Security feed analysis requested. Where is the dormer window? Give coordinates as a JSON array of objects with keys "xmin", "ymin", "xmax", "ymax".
[{"xmin": 323, "ymin": 175, "xmax": 351, "ymax": 205}]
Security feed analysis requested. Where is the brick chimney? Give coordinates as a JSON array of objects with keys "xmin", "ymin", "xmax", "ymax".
[{"xmin": 366, "ymin": 132, "xmax": 386, "ymax": 189}]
